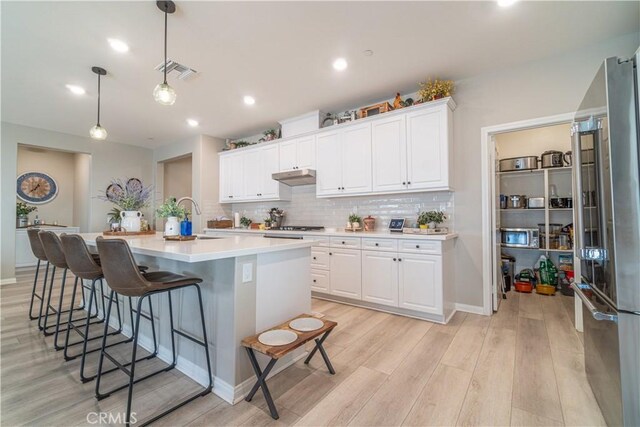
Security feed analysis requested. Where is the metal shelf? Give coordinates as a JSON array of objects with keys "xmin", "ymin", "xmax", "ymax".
[{"xmin": 498, "ymin": 165, "xmax": 572, "ymax": 176}]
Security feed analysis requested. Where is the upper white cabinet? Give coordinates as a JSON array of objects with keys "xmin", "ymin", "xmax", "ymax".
[
  {"xmin": 279, "ymin": 135, "xmax": 316, "ymax": 171},
  {"xmin": 372, "ymin": 114, "xmax": 407, "ymax": 192},
  {"xmin": 219, "ymin": 144, "xmax": 291, "ymax": 203},
  {"xmin": 316, "ymin": 123, "xmax": 372, "ymax": 197}
]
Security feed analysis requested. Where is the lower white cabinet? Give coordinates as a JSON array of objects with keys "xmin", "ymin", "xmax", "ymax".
[
  {"xmin": 398, "ymin": 253, "xmax": 442, "ymax": 315},
  {"xmin": 362, "ymin": 251, "xmax": 399, "ymax": 306},
  {"xmin": 329, "ymin": 248, "xmax": 362, "ymax": 299},
  {"xmin": 311, "ymin": 269, "xmax": 330, "ymax": 293}
]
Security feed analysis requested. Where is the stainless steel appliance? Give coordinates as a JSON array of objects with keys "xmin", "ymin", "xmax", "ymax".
[
  {"xmin": 500, "ymin": 228, "xmax": 539, "ymax": 248},
  {"xmin": 527, "ymin": 197, "xmax": 545, "ymax": 209},
  {"xmin": 570, "ymin": 52, "xmax": 640, "ymax": 426},
  {"xmin": 507, "ymin": 195, "xmax": 527, "ymax": 209},
  {"xmin": 499, "ymin": 156, "xmax": 538, "ymax": 172},
  {"xmin": 540, "ymin": 150, "xmax": 564, "ymax": 168},
  {"xmin": 271, "ymin": 169, "xmax": 316, "ymax": 186}
]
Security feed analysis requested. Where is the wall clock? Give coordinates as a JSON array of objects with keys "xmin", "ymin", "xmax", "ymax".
[{"xmin": 16, "ymin": 172, "xmax": 58, "ymax": 204}]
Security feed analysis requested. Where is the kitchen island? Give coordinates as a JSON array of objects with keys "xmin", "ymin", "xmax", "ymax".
[{"xmin": 80, "ymin": 232, "xmax": 313, "ymax": 404}]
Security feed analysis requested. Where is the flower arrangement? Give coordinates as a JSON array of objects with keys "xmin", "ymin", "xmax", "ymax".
[
  {"xmin": 418, "ymin": 210, "xmax": 446, "ymax": 227},
  {"xmin": 99, "ymin": 178, "xmax": 153, "ymax": 211},
  {"xmin": 240, "ymin": 216, "xmax": 252, "ymax": 228},
  {"xmin": 418, "ymin": 78, "xmax": 455, "ymax": 102},
  {"xmin": 16, "ymin": 202, "xmax": 37, "ymax": 217},
  {"xmin": 156, "ymin": 197, "xmax": 187, "ymax": 219},
  {"xmin": 107, "ymin": 207, "xmax": 122, "ymax": 224}
]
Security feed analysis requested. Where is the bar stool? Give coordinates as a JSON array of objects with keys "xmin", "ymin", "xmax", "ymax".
[
  {"xmin": 38, "ymin": 230, "xmax": 100, "ymax": 350},
  {"xmin": 94, "ymin": 237, "xmax": 212, "ymax": 427},
  {"xmin": 60, "ymin": 233, "xmax": 148, "ymax": 383},
  {"xmin": 26, "ymin": 228, "xmax": 51, "ymax": 322}
]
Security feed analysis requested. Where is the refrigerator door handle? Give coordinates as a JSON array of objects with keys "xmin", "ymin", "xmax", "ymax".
[
  {"xmin": 571, "ymin": 282, "xmax": 618, "ymax": 323},
  {"xmin": 579, "ymin": 248, "xmax": 609, "ymax": 261},
  {"xmin": 571, "ymin": 128, "xmax": 585, "ymax": 255}
]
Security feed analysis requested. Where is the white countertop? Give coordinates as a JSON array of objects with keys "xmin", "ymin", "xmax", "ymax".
[
  {"xmin": 80, "ymin": 232, "xmax": 314, "ymax": 263},
  {"xmin": 203, "ymin": 227, "xmax": 458, "ymax": 241}
]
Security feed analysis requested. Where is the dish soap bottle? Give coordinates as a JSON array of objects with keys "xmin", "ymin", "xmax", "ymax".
[{"xmin": 180, "ymin": 213, "xmax": 192, "ymax": 236}]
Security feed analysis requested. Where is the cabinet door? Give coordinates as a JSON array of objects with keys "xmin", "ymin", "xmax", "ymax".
[
  {"xmin": 229, "ymin": 153, "xmax": 245, "ymax": 200},
  {"xmin": 296, "ymin": 135, "xmax": 316, "ymax": 169},
  {"xmin": 243, "ymin": 150, "xmax": 261, "ymax": 199},
  {"xmin": 260, "ymin": 144, "xmax": 280, "ymax": 198},
  {"xmin": 279, "ymin": 140, "xmax": 297, "ymax": 171},
  {"xmin": 372, "ymin": 115, "xmax": 407, "ymax": 192},
  {"xmin": 341, "ymin": 123, "xmax": 372, "ymax": 194},
  {"xmin": 329, "ymin": 248, "xmax": 362, "ymax": 299},
  {"xmin": 362, "ymin": 250, "xmax": 399, "ymax": 307},
  {"xmin": 219, "ymin": 155, "xmax": 233, "ymax": 202},
  {"xmin": 398, "ymin": 253, "xmax": 442, "ymax": 315},
  {"xmin": 316, "ymin": 131, "xmax": 343, "ymax": 196},
  {"xmin": 406, "ymin": 108, "xmax": 448, "ymax": 190},
  {"xmin": 311, "ymin": 269, "xmax": 330, "ymax": 293}
]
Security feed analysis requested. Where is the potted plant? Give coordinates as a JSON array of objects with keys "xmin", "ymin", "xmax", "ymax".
[
  {"xmin": 418, "ymin": 78, "xmax": 455, "ymax": 103},
  {"xmin": 100, "ymin": 178, "xmax": 153, "ymax": 232},
  {"xmin": 261, "ymin": 129, "xmax": 278, "ymax": 142},
  {"xmin": 157, "ymin": 197, "xmax": 187, "ymax": 236},
  {"xmin": 16, "ymin": 202, "xmax": 37, "ymax": 227},
  {"xmin": 348, "ymin": 213, "xmax": 362, "ymax": 230},
  {"xmin": 240, "ymin": 216, "xmax": 252, "ymax": 229},
  {"xmin": 418, "ymin": 210, "xmax": 446, "ymax": 229}
]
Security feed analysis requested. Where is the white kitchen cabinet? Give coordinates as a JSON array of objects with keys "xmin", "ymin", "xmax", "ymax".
[
  {"xmin": 329, "ymin": 248, "xmax": 362, "ymax": 299},
  {"xmin": 243, "ymin": 149, "xmax": 261, "ymax": 198},
  {"xmin": 311, "ymin": 269, "xmax": 330, "ymax": 293},
  {"xmin": 362, "ymin": 250, "xmax": 399, "ymax": 307},
  {"xmin": 219, "ymin": 152, "xmax": 245, "ymax": 202},
  {"xmin": 315, "ymin": 130, "xmax": 343, "ymax": 196},
  {"xmin": 398, "ymin": 253, "xmax": 442, "ymax": 315},
  {"xmin": 372, "ymin": 115, "xmax": 407, "ymax": 192},
  {"xmin": 15, "ymin": 226, "xmax": 80, "ymax": 267},
  {"xmin": 259, "ymin": 144, "xmax": 280, "ymax": 198},
  {"xmin": 279, "ymin": 135, "xmax": 316, "ymax": 172},
  {"xmin": 406, "ymin": 106, "xmax": 452, "ymax": 191}
]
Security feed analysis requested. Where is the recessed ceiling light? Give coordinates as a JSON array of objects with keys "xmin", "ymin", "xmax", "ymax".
[
  {"xmin": 107, "ymin": 38, "xmax": 129, "ymax": 53},
  {"xmin": 243, "ymin": 95, "xmax": 256, "ymax": 105},
  {"xmin": 333, "ymin": 58, "xmax": 348, "ymax": 71},
  {"xmin": 186, "ymin": 119, "xmax": 199, "ymax": 127},
  {"xmin": 65, "ymin": 84, "xmax": 86, "ymax": 95},
  {"xmin": 497, "ymin": 0, "xmax": 518, "ymax": 7}
]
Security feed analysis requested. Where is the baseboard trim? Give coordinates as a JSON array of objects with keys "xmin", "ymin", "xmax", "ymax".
[
  {"xmin": 454, "ymin": 303, "xmax": 486, "ymax": 315},
  {"xmin": 0, "ymin": 278, "xmax": 17, "ymax": 286}
]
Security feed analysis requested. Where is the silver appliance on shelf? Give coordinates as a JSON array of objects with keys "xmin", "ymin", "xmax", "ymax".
[
  {"xmin": 500, "ymin": 227, "xmax": 539, "ymax": 249},
  {"xmin": 499, "ymin": 156, "xmax": 538, "ymax": 172},
  {"xmin": 570, "ymin": 52, "xmax": 640, "ymax": 426}
]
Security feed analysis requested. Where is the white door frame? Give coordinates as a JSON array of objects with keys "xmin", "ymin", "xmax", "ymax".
[{"xmin": 480, "ymin": 112, "xmax": 575, "ymax": 316}]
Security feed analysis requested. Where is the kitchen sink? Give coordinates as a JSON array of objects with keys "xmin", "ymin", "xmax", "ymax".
[{"xmin": 196, "ymin": 236, "xmax": 223, "ymax": 240}]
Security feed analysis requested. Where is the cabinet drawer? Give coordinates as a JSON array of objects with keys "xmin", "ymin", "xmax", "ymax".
[
  {"xmin": 330, "ymin": 236, "xmax": 361, "ymax": 249},
  {"xmin": 362, "ymin": 238, "xmax": 398, "ymax": 252},
  {"xmin": 311, "ymin": 269, "xmax": 330, "ymax": 293},
  {"xmin": 305, "ymin": 235, "xmax": 330, "ymax": 247},
  {"xmin": 398, "ymin": 239, "xmax": 441, "ymax": 255},
  {"xmin": 311, "ymin": 247, "xmax": 330, "ymax": 270}
]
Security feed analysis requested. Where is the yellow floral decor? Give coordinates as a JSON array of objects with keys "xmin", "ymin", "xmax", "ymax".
[{"xmin": 418, "ymin": 78, "xmax": 455, "ymax": 102}]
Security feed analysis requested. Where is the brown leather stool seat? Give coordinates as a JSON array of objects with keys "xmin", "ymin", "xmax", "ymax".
[
  {"xmin": 26, "ymin": 228, "xmax": 51, "ymax": 322},
  {"xmin": 38, "ymin": 231, "xmax": 99, "ymax": 349},
  {"xmin": 94, "ymin": 237, "xmax": 212, "ymax": 427}
]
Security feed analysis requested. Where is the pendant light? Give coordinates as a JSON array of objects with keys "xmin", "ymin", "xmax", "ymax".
[
  {"xmin": 89, "ymin": 66, "xmax": 108, "ymax": 140},
  {"xmin": 153, "ymin": 1, "xmax": 177, "ymax": 105}
]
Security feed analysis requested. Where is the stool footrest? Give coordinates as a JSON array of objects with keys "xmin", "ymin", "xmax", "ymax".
[{"xmin": 173, "ymin": 329, "xmax": 207, "ymax": 347}]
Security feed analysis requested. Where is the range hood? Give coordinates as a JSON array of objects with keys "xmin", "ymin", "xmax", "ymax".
[{"xmin": 271, "ymin": 169, "xmax": 316, "ymax": 186}]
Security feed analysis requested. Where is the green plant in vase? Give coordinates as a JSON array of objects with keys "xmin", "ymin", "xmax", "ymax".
[
  {"xmin": 156, "ymin": 198, "xmax": 187, "ymax": 220},
  {"xmin": 348, "ymin": 213, "xmax": 362, "ymax": 230},
  {"xmin": 240, "ymin": 216, "xmax": 252, "ymax": 228},
  {"xmin": 418, "ymin": 210, "xmax": 446, "ymax": 229},
  {"xmin": 16, "ymin": 202, "xmax": 37, "ymax": 227}
]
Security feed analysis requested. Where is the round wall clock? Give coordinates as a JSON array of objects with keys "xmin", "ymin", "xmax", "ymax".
[{"xmin": 16, "ymin": 172, "xmax": 58, "ymax": 204}]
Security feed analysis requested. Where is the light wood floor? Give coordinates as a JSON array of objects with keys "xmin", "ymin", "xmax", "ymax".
[{"xmin": 1, "ymin": 267, "xmax": 606, "ymax": 426}]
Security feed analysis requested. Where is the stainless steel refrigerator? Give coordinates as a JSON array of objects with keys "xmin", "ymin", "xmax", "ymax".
[{"xmin": 571, "ymin": 52, "xmax": 640, "ymax": 426}]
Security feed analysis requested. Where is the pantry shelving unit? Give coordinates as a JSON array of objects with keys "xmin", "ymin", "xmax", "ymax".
[{"xmin": 498, "ymin": 165, "xmax": 576, "ymax": 273}]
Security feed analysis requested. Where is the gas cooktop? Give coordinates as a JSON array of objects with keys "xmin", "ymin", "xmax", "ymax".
[{"xmin": 270, "ymin": 226, "xmax": 325, "ymax": 231}]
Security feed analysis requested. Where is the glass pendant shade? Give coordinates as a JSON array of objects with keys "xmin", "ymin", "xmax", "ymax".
[
  {"xmin": 153, "ymin": 82, "xmax": 177, "ymax": 105},
  {"xmin": 89, "ymin": 124, "xmax": 108, "ymax": 140}
]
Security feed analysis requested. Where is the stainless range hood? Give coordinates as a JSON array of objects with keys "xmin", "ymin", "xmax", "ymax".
[{"xmin": 271, "ymin": 169, "xmax": 316, "ymax": 186}]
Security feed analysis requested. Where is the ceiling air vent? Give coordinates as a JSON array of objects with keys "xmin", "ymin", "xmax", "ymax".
[{"xmin": 155, "ymin": 59, "xmax": 197, "ymax": 80}]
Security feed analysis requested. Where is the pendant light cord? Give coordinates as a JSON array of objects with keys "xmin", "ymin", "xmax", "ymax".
[
  {"xmin": 163, "ymin": 8, "xmax": 168, "ymax": 84},
  {"xmin": 96, "ymin": 73, "xmax": 101, "ymax": 126}
]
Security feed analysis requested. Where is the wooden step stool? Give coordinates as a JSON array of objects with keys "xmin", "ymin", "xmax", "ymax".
[{"xmin": 241, "ymin": 314, "xmax": 337, "ymax": 419}]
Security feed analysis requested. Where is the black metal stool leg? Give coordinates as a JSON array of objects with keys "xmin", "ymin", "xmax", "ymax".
[
  {"xmin": 40, "ymin": 265, "xmax": 57, "ymax": 334},
  {"xmin": 195, "ymin": 284, "xmax": 213, "ymax": 394},
  {"xmin": 95, "ymin": 290, "xmax": 115, "ymax": 398},
  {"xmin": 35, "ymin": 262, "xmax": 51, "ymax": 329},
  {"xmin": 63, "ymin": 276, "xmax": 84, "ymax": 359},
  {"xmin": 125, "ymin": 295, "xmax": 145, "ymax": 427},
  {"xmin": 53, "ymin": 270, "xmax": 71, "ymax": 349},
  {"xmin": 245, "ymin": 348, "xmax": 279, "ymax": 420},
  {"xmin": 28, "ymin": 259, "xmax": 42, "ymax": 320},
  {"xmin": 303, "ymin": 329, "xmax": 335, "ymax": 374}
]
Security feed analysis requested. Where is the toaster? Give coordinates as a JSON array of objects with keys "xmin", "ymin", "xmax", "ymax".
[{"xmin": 527, "ymin": 197, "xmax": 545, "ymax": 209}]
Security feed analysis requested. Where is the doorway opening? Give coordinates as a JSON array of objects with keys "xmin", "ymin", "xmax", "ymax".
[{"xmin": 156, "ymin": 154, "xmax": 193, "ymax": 230}]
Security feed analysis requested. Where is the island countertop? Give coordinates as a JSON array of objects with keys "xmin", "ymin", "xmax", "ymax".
[
  {"xmin": 80, "ymin": 232, "xmax": 314, "ymax": 263},
  {"xmin": 203, "ymin": 227, "xmax": 458, "ymax": 241}
]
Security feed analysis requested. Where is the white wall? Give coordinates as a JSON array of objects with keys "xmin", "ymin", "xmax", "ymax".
[
  {"xmin": 496, "ymin": 123, "xmax": 572, "ymax": 159},
  {"xmin": 1, "ymin": 123, "xmax": 154, "ymax": 282},
  {"xmin": 451, "ymin": 32, "xmax": 638, "ymax": 307},
  {"xmin": 73, "ymin": 153, "xmax": 91, "ymax": 232},
  {"xmin": 163, "ymin": 155, "xmax": 193, "ymax": 202},
  {"xmin": 16, "ymin": 145, "xmax": 76, "ymax": 225}
]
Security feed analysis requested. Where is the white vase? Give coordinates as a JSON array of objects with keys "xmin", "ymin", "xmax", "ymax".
[
  {"xmin": 164, "ymin": 216, "xmax": 180, "ymax": 236},
  {"xmin": 429, "ymin": 221, "xmax": 437, "ymax": 229},
  {"xmin": 120, "ymin": 210, "xmax": 142, "ymax": 232}
]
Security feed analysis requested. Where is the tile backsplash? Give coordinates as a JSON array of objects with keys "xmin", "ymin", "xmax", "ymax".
[{"xmin": 229, "ymin": 186, "xmax": 454, "ymax": 229}]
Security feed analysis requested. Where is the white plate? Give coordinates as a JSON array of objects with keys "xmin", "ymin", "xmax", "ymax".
[
  {"xmin": 258, "ymin": 329, "xmax": 298, "ymax": 346},
  {"xmin": 289, "ymin": 317, "xmax": 324, "ymax": 332}
]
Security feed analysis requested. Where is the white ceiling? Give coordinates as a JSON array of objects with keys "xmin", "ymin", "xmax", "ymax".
[{"xmin": 2, "ymin": 1, "xmax": 638, "ymax": 148}]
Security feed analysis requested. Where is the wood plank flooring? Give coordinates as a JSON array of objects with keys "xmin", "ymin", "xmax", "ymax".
[{"xmin": 1, "ymin": 267, "xmax": 605, "ymax": 426}]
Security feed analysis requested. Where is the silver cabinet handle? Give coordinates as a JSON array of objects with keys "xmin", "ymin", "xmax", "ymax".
[
  {"xmin": 570, "ymin": 282, "xmax": 617, "ymax": 322},
  {"xmin": 580, "ymin": 248, "xmax": 609, "ymax": 261}
]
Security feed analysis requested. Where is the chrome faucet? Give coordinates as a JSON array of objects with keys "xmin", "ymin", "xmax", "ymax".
[{"xmin": 177, "ymin": 197, "xmax": 202, "ymax": 216}]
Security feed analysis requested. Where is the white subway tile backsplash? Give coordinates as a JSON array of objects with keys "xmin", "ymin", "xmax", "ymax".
[{"xmin": 230, "ymin": 186, "xmax": 454, "ymax": 230}]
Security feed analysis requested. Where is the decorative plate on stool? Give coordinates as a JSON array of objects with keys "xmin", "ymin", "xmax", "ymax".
[
  {"xmin": 289, "ymin": 317, "xmax": 324, "ymax": 332},
  {"xmin": 258, "ymin": 330, "xmax": 297, "ymax": 346}
]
